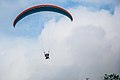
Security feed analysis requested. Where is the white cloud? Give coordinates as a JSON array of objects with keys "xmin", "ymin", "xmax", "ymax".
[
  {"xmin": 38, "ymin": 5, "xmax": 120, "ymax": 80},
  {"xmin": 0, "ymin": 3, "xmax": 120, "ymax": 80}
]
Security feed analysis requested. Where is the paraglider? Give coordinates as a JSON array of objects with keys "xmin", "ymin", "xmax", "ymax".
[
  {"xmin": 13, "ymin": 4, "xmax": 73, "ymax": 59},
  {"xmin": 13, "ymin": 4, "xmax": 73, "ymax": 27},
  {"xmin": 44, "ymin": 51, "xmax": 50, "ymax": 59}
]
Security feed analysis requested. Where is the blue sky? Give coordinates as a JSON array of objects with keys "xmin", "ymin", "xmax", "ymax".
[
  {"xmin": 0, "ymin": 0, "xmax": 120, "ymax": 80},
  {"xmin": 0, "ymin": 0, "xmax": 80, "ymax": 38},
  {"xmin": 0, "ymin": 0, "xmax": 119, "ymax": 38}
]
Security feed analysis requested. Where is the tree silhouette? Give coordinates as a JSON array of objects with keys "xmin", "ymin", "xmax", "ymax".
[{"xmin": 104, "ymin": 73, "xmax": 120, "ymax": 80}]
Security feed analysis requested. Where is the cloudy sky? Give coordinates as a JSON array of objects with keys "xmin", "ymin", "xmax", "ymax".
[{"xmin": 0, "ymin": 0, "xmax": 120, "ymax": 80}]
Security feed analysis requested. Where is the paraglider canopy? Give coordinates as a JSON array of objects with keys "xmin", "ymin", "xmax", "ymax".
[{"xmin": 13, "ymin": 4, "xmax": 73, "ymax": 27}]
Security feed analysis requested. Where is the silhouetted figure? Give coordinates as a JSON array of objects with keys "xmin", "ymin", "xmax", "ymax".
[{"xmin": 44, "ymin": 51, "xmax": 50, "ymax": 59}]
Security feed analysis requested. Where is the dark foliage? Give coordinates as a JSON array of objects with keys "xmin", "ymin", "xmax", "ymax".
[{"xmin": 104, "ymin": 73, "xmax": 120, "ymax": 80}]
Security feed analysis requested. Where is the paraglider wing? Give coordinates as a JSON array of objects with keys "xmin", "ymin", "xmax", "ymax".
[{"xmin": 13, "ymin": 4, "xmax": 73, "ymax": 27}]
